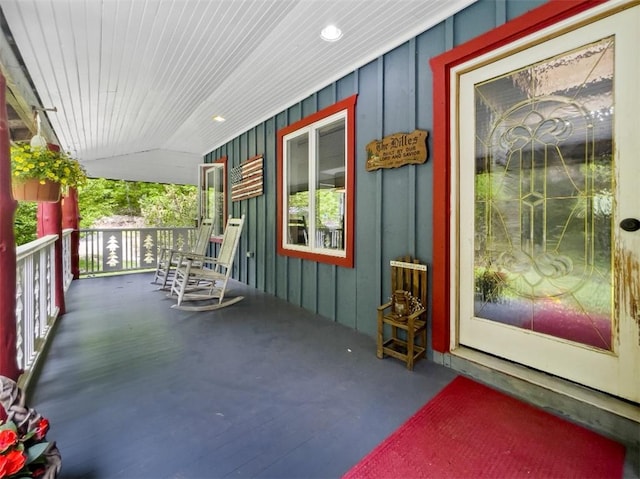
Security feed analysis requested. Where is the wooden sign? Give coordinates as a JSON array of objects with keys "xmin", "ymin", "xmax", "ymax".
[{"xmin": 365, "ymin": 130, "xmax": 428, "ymax": 171}]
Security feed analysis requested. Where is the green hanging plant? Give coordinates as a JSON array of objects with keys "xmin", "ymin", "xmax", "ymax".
[{"xmin": 10, "ymin": 143, "xmax": 87, "ymax": 190}]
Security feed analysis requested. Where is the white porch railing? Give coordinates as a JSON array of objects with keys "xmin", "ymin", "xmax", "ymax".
[
  {"xmin": 15, "ymin": 233, "xmax": 62, "ymax": 374},
  {"xmin": 78, "ymin": 227, "xmax": 196, "ymax": 276}
]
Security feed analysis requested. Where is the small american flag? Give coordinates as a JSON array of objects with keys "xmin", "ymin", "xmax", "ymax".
[{"xmin": 231, "ymin": 154, "xmax": 264, "ymax": 202}]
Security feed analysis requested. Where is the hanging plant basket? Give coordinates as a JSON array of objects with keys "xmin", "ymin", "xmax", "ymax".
[
  {"xmin": 10, "ymin": 143, "xmax": 87, "ymax": 201},
  {"xmin": 12, "ymin": 178, "xmax": 61, "ymax": 202}
]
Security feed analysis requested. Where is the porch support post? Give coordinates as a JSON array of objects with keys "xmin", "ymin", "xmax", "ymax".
[
  {"xmin": 37, "ymin": 145, "xmax": 65, "ymax": 315},
  {"xmin": 62, "ymin": 187, "xmax": 80, "ymax": 279},
  {"xmin": 0, "ymin": 73, "xmax": 21, "ymax": 380}
]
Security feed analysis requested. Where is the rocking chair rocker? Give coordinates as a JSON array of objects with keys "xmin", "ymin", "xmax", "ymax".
[{"xmin": 169, "ymin": 215, "xmax": 245, "ymax": 311}]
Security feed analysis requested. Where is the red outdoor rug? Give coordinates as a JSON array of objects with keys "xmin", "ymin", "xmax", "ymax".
[{"xmin": 343, "ymin": 376, "xmax": 626, "ymax": 479}]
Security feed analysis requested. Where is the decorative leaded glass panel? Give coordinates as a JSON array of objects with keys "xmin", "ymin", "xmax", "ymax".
[{"xmin": 473, "ymin": 37, "xmax": 614, "ymax": 351}]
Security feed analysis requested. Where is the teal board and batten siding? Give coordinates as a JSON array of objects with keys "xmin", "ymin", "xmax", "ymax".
[{"xmin": 203, "ymin": 0, "xmax": 547, "ymax": 343}]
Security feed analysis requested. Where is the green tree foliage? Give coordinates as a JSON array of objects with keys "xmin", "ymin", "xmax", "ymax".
[
  {"xmin": 288, "ymin": 189, "xmax": 343, "ymax": 228},
  {"xmin": 315, "ymin": 189, "xmax": 342, "ymax": 228},
  {"xmin": 77, "ymin": 178, "xmax": 167, "ymax": 228},
  {"xmin": 139, "ymin": 184, "xmax": 198, "ymax": 227},
  {"xmin": 13, "ymin": 202, "xmax": 38, "ymax": 246},
  {"xmin": 13, "ymin": 178, "xmax": 198, "ymax": 245}
]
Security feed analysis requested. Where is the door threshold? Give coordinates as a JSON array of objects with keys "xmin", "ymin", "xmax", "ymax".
[{"xmin": 448, "ymin": 347, "xmax": 639, "ymax": 423}]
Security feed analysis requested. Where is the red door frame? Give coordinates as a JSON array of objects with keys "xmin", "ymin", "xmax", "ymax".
[{"xmin": 428, "ymin": 0, "xmax": 607, "ymax": 353}]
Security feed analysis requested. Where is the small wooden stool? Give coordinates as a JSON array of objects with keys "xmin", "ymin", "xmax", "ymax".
[{"xmin": 376, "ymin": 256, "xmax": 428, "ymax": 370}]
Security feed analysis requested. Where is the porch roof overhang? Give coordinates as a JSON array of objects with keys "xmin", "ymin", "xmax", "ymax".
[{"xmin": 0, "ymin": 0, "xmax": 476, "ymax": 185}]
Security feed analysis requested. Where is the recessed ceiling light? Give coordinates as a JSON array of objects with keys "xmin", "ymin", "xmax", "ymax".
[
  {"xmin": 320, "ymin": 24, "xmax": 342, "ymax": 42},
  {"xmin": 212, "ymin": 115, "xmax": 226, "ymax": 122}
]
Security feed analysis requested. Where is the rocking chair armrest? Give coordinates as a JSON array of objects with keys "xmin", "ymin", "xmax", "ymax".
[
  {"xmin": 180, "ymin": 252, "xmax": 207, "ymax": 261},
  {"xmin": 200, "ymin": 256, "xmax": 222, "ymax": 266},
  {"xmin": 160, "ymin": 247, "xmax": 189, "ymax": 260},
  {"xmin": 377, "ymin": 300, "xmax": 393, "ymax": 312},
  {"xmin": 166, "ymin": 248, "xmax": 185, "ymax": 259},
  {"xmin": 181, "ymin": 253, "xmax": 221, "ymax": 266},
  {"xmin": 159, "ymin": 246, "xmax": 183, "ymax": 254}
]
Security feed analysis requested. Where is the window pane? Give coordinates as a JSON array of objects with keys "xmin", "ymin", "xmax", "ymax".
[
  {"xmin": 473, "ymin": 37, "xmax": 614, "ymax": 350},
  {"xmin": 205, "ymin": 166, "xmax": 224, "ymax": 236},
  {"xmin": 315, "ymin": 118, "xmax": 345, "ymax": 250},
  {"xmin": 287, "ymin": 132, "xmax": 309, "ymax": 246}
]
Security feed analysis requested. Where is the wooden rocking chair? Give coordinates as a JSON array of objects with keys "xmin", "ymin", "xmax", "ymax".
[
  {"xmin": 376, "ymin": 256, "xmax": 428, "ymax": 370},
  {"xmin": 152, "ymin": 219, "xmax": 214, "ymax": 290},
  {"xmin": 169, "ymin": 215, "xmax": 245, "ymax": 311}
]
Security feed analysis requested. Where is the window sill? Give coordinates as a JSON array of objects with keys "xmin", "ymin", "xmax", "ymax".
[{"xmin": 277, "ymin": 246, "xmax": 352, "ymax": 268}]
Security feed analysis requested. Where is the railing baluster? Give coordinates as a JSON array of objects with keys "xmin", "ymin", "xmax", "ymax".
[
  {"xmin": 62, "ymin": 230, "xmax": 73, "ymax": 290},
  {"xmin": 15, "ymin": 263, "xmax": 25, "ymax": 371}
]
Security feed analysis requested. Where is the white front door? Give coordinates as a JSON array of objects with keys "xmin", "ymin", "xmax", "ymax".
[{"xmin": 454, "ymin": 3, "xmax": 640, "ymax": 402}]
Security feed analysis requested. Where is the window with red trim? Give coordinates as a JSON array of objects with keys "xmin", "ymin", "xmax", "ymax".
[
  {"xmin": 198, "ymin": 157, "xmax": 227, "ymax": 239},
  {"xmin": 277, "ymin": 95, "xmax": 357, "ymax": 267}
]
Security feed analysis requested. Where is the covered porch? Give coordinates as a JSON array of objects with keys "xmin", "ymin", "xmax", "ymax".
[{"xmin": 1, "ymin": 0, "xmax": 639, "ymax": 476}]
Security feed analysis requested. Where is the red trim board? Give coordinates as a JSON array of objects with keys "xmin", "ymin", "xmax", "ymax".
[
  {"xmin": 276, "ymin": 94, "xmax": 357, "ymax": 268},
  {"xmin": 428, "ymin": 0, "xmax": 608, "ymax": 353}
]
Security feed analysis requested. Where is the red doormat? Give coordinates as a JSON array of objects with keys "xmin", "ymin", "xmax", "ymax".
[{"xmin": 342, "ymin": 376, "xmax": 626, "ymax": 479}]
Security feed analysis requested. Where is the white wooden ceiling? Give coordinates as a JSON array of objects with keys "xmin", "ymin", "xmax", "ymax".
[{"xmin": 0, "ymin": 0, "xmax": 476, "ymax": 184}]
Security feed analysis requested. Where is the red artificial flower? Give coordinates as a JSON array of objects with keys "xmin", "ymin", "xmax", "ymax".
[
  {"xmin": 0, "ymin": 449, "xmax": 27, "ymax": 477},
  {"xmin": 34, "ymin": 418, "xmax": 49, "ymax": 440},
  {"xmin": 30, "ymin": 464, "xmax": 47, "ymax": 478},
  {"xmin": 0, "ymin": 430, "xmax": 17, "ymax": 453}
]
